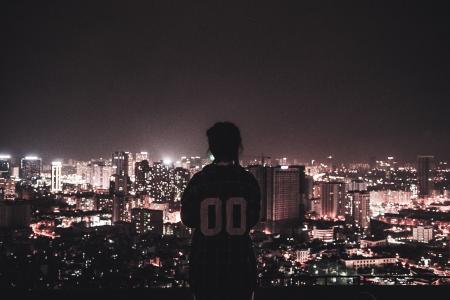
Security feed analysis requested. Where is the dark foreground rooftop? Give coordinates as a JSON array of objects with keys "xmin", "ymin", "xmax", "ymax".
[{"xmin": 5, "ymin": 286, "xmax": 450, "ymax": 300}]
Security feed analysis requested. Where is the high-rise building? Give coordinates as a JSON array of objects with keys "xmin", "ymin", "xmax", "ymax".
[
  {"xmin": 147, "ymin": 161, "xmax": 174, "ymax": 202},
  {"xmin": 110, "ymin": 174, "xmax": 128, "ymax": 194},
  {"xmin": 0, "ymin": 155, "xmax": 12, "ymax": 178},
  {"xmin": 131, "ymin": 208, "xmax": 163, "ymax": 235},
  {"xmin": 51, "ymin": 161, "xmax": 62, "ymax": 192},
  {"xmin": 347, "ymin": 179, "xmax": 368, "ymax": 192},
  {"xmin": 135, "ymin": 152, "xmax": 149, "ymax": 163},
  {"xmin": 112, "ymin": 151, "xmax": 129, "ymax": 176},
  {"xmin": 0, "ymin": 177, "xmax": 16, "ymax": 200},
  {"xmin": 413, "ymin": 225, "xmax": 433, "ymax": 243},
  {"xmin": 135, "ymin": 160, "xmax": 150, "ymax": 193},
  {"xmin": 319, "ymin": 181, "xmax": 346, "ymax": 219},
  {"xmin": 20, "ymin": 156, "xmax": 42, "ymax": 180},
  {"xmin": 112, "ymin": 195, "xmax": 131, "ymax": 222},
  {"xmin": 90, "ymin": 160, "xmax": 112, "ymax": 190},
  {"xmin": 348, "ymin": 191, "xmax": 370, "ymax": 229},
  {"xmin": 173, "ymin": 167, "xmax": 190, "ymax": 202},
  {"xmin": 248, "ymin": 165, "xmax": 305, "ymax": 222},
  {"xmin": 417, "ymin": 155, "xmax": 435, "ymax": 198}
]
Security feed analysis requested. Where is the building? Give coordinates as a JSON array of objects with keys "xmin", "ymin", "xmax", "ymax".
[
  {"xmin": 347, "ymin": 179, "xmax": 368, "ymax": 192},
  {"xmin": 0, "ymin": 155, "xmax": 12, "ymax": 178},
  {"xmin": 135, "ymin": 160, "xmax": 150, "ymax": 193},
  {"xmin": 20, "ymin": 156, "xmax": 42, "ymax": 180},
  {"xmin": 173, "ymin": 167, "xmax": 190, "ymax": 202},
  {"xmin": 135, "ymin": 152, "xmax": 149, "ymax": 163},
  {"xmin": 131, "ymin": 208, "xmax": 163, "ymax": 235},
  {"xmin": 112, "ymin": 151, "xmax": 129, "ymax": 176},
  {"xmin": 296, "ymin": 249, "xmax": 311, "ymax": 263},
  {"xmin": 311, "ymin": 227, "xmax": 334, "ymax": 242},
  {"xmin": 112, "ymin": 196, "xmax": 131, "ymax": 222},
  {"xmin": 0, "ymin": 177, "xmax": 15, "ymax": 200},
  {"xmin": 342, "ymin": 257, "xmax": 396, "ymax": 268},
  {"xmin": 412, "ymin": 225, "xmax": 433, "ymax": 243},
  {"xmin": 147, "ymin": 161, "xmax": 174, "ymax": 202},
  {"xmin": 320, "ymin": 181, "xmax": 346, "ymax": 219},
  {"xmin": 51, "ymin": 161, "xmax": 62, "ymax": 192},
  {"xmin": 110, "ymin": 174, "xmax": 128, "ymax": 194},
  {"xmin": 349, "ymin": 191, "xmax": 370, "ymax": 229},
  {"xmin": 90, "ymin": 160, "xmax": 112, "ymax": 190},
  {"xmin": 417, "ymin": 155, "xmax": 435, "ymax": 198},
  {"xmin": 248, "ymin": 165, "xmax": 305, "ymax": 222}
]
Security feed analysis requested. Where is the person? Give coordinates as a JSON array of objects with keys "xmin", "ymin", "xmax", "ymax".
[{"xmin": 181, "ymin": 122, "xmax": 261, "ymax": 300}]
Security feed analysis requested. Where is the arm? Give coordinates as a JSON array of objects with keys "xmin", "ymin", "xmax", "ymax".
[{"xmin": 180, "ymin": 175, "xmax": 201, "ymax": 228}]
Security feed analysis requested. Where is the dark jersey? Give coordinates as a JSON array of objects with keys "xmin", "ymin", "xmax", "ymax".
[{"xmin": 181, "ymin": 163, "xmax": 261, "ymax": 293}]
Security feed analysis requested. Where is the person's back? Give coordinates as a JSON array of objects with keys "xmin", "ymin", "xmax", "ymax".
[{"xmin": 181, "ymin": 122, "xmax": 261, "ymax": 300}]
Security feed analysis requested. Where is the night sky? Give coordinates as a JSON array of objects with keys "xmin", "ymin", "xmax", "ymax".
[{"xmin": 2, "ymin": 0, "xmax": 450, "ymax": 163}]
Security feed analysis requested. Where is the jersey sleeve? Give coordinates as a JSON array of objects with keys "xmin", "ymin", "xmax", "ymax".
[{"xmin": 180, "ymin": 174, "xmax": 201, "ymax": 228}]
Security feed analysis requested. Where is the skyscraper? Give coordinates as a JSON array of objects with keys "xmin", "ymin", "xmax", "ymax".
[
  {"xmin": 0, "ymin": 155, "xmax": 12, "ymax": 178},
  {"xmin": 248, "ymin": 165, "xmax": 305, "ymax": 222},
  {"xmin": 135, "ymin": 151, "xmax": 149, "ymax": 163},
  {"xmin": 417, "ymin": 155, "xmax": 435, "ymax": 198},
  {"xmin": 135, "ymin": 160, "xmax": 150, "ymax": 193},
  {"xmin": 51, "ymin": 161, "xmax": 62, "ymax": 192},
  {"xmin": 319, "ymin": 181, "xmax": 346, "ymax": 219},
  {"xmin": 348, "ymin": 191, "xmax": 370, "ymax": 229},
  {"xmin": 112, "ymin": 151, "xmax": 129, "ymax": 176},
  {"xmin": 20, "ymin": 156, "xmax": 42, "ymax": 180}
]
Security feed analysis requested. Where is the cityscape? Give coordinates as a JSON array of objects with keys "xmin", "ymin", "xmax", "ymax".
[
  {"xmin": 3, "ymin": 1, "xmax": 450, "ymax": 297},
  {"xmin": 1, "ymin": 152, "xmax": 449, "ymax": 289}
]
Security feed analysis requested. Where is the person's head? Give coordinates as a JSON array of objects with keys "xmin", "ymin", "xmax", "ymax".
[{"xmin": 207, "ymin": 122, "xmax": 242, "ymax": 164}]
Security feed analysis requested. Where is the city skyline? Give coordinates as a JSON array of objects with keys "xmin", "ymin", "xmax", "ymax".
[{"xmin": 2, "ymin": 1, "xmax": 450, "ymax": 162}]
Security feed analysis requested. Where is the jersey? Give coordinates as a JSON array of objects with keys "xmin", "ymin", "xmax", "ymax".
[{"xmin": 180, "ymin": 163, "xmax": 261, "ymax": 295}]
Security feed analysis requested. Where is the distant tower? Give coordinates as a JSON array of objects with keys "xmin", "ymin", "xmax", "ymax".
[
  {"xmin": 417, "ymin": 155, "xmax": 435, "ymax": 198},
  {"xmin": 320, "ymin": 181, "xmax": 346, "ymax": 219},
  {"xmin": 348, "ymin": 191, "xmax": 370, "ymax": 229},
  {"xmin": 51, "ymin": 161, "xmax": 62, "ymax": 192},
  {"xmin": 248, "ymin": 165, "xmax": 305, "ymax": 222},
  {"xmin": 20, "ymin": 156, "xmax": 42, "ymax": 180},
  {"xmin": 0, "ymin": 155, "xmax": 12, "ymax": 178},
  {"xmin": 134, "ymin": 160, "xmax": 150, "ymax": 193},
  {"xmin": 135, "ymin": 152, "xmax": 149, "ymax": 163},
  {"xmin": 112, "ymin": 151, "xmax": 129, "ymax": 176}
]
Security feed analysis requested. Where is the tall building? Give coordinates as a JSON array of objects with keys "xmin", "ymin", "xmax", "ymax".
[
  {"xmin": 173, "ymin": 167, "xmax": 190, "ymax": 202},
  {"xmin": 413, "ymin": 225, "xmax": 433, "ymax": 243},
  {"xmin": 0, "ymin": 155, "xmax": 12, "ymax": 178},
  {"xmin": 135, "ymin": 152, "xmax": 149, "ymax": 163},
  {"xmin": 126, "ymin": 152, "xmax": 135, "ymax": 180},
  {"xmin": 131, "ymin": 208, "xmax": 164, "ymax": 235},
  {"xmin": 90, "ymin": 160, "xmax": 112, "ymax": 190},
  {"xmin": 0, "ymin": 177, "xmax": 15, "ymax": 200},
  {"xmin": 135, "ymin": 160, "xmax": 150, "ymax": 193},
  {"xmin": 319, "ymin": 181, "xmax": 346, "ymax": 219},
  {"xmin": 248, "ymin": 165, "xmax": 305, "ymax": 222},
  {"xmin": 112, "ymin": 151, "xmax": 129, "ymax": 176},
  {"xmin": 348, "ymin": 191, "xmax": 370, "ymax": 229},
  {"xmin": 417, "ymin": 155, "xmax": 435, "ymax": 198},
  {"xmin": 112, "ymin": 196, "xmax": 131, "ymax": 222},
  {"xmin": 20, "ymin": 156, "xmax": 42, "ymax": 180},
  {"xmin": 110, "ymin": 174, "xmax": 128, "ymax": 194},
  {"xmin": 147, "ymin": 161, "xmax": 174, "ymax": 202},
  {"xmin": 51, "ymin": 161, "xmax": 62, "ymax": 192}
]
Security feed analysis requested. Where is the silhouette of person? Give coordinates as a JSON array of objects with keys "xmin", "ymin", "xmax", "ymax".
[{"xmin": 181, "ymin": 122, "xmax": 261, "ymax": 300}]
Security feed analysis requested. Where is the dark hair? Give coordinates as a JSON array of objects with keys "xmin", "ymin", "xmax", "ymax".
[{"xmin": 207, "ymin": 122, "xmax": 242, "ymax": 164}]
